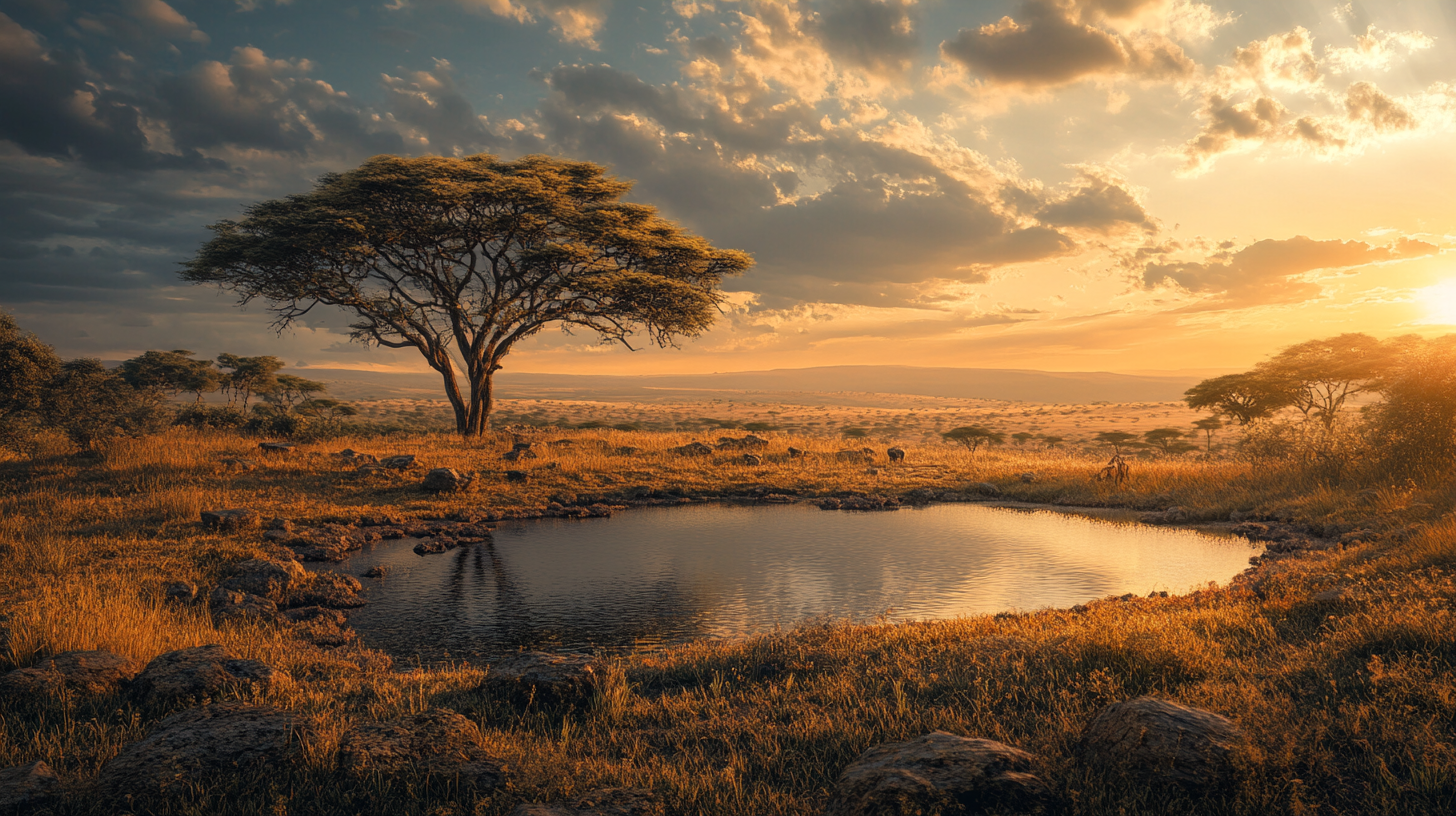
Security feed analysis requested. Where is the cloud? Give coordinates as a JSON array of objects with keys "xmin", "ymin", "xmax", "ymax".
[
  {"xmin": 1137, "ymin": 235, "xmax": 1436, "ymax": 306},
  {"xmin": 814, "ymin": 0, "xmax": 919, "ymax": 77},
  {"xmin": 75, "ymin": 0, "xmax": 209, "ymax": 46},
  {"xmin": 939, "ymin": 0, "xmax": 1194, "ymax": 89},
  {"xmin": 1037, "ymin": 168, "xmax": 1155, "ymax": 234},
  {"xmin": 450, "ymin": 0, "xmax": 609, "ymax": 47}
]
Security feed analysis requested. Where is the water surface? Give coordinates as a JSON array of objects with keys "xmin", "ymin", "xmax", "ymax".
[{"xmin": 314, "ymin": 503, "xmax": 1257, "ymax": 661}]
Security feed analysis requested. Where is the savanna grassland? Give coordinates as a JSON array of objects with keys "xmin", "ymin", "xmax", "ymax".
[{"xmin": 1, "ymin": 417, "xmax": 1454, "ymax": 815}]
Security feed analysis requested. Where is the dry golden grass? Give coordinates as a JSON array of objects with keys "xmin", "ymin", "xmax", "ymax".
[{"xmin": 0, "ymin": 426, "xmax": 1452, "ymax": 814}]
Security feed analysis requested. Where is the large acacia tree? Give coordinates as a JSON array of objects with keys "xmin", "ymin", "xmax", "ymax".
[{"xmin": 183, "ymin": 154, "xmax": 753, "ymax": 437}]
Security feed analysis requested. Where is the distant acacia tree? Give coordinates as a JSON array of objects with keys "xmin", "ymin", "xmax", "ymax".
[
  {"xmin": 1142, "ymin": 428, "xmax": 1186, "ymax": 454},
  {"xmin": 298, "ymin": 398, "xmax": 359, "ymax": 432},
  {"xmin": 1011, "ymin": 432, "xmax": 1035, "ymax": 446},
  {"xmin": 1192, "ymin": 416, "xmax": 1223, "ymax": 453},
  {"xmin": 216, "ymin": 354, "xmax": 283, "ymax": 410},
  {"xmin": 184, "ymin": 154, "xmax": 753, "ymax": 437},
  {"xmin": 119, "ymin": 350, "xmax": 220, "ymax": 402},
  {"xmin": 1184, "ymin": 373, "xmax": 1292, "ymax": 425},
  {"xmin": 942, "ymin": 425, "xmax": 1004, "ymax": 453},
  {"xmin": 263, "ymin": 374, "xmax": 328, "ymax": 413},
  {"xmin": 1040, "ymin": 435, "xmax": 1064, "ymax": 448},
  {"xmin": 1094, "ymin": 431, "xmax": 1138, "ymax": 453},
  {"xmin": 44, "ymin": 360, "xmax": 170, "ymax": 450}
]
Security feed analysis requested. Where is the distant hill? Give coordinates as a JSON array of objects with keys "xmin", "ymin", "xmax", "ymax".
[{"xmin": 303, "ymin": 365, "xmax": 1202, "ymax": 405}]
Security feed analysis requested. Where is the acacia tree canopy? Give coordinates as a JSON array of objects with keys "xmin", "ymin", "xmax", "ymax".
[{"xmin": 183, "ymin": 153, "xmax": 754, "ymax": 437}]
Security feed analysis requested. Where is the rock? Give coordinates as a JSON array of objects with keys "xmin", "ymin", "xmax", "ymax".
[
  {"xmin": 285, "ymin": 607, "xmax": 356, "ymax": 647},
  {"xmin": 826, "ymin": 731, "xmax": 1048, "ymax": 816},
  {"xmin": 818, "ymin": 494, "xmax": 899, "ymax": 511},
  {"xmin": 485, "ymin": 651, "xmax": 601, "ymax": 707},
  {"xmin": 671, "ymin": 441, "xmax": 714, "ymax": 457},
  {"xmin": 97, "ymin": 703, "xmax": 301, "ymax": 793},
  {"xmin": 423, "ymin": 467, "xmax": 473, "ymax": 493},
  {"xmin": 363, "ymin": 565, "xmax": 388, "ymax": 579},
  {"xmin": 865, "ymin": 467, "xmax": 880, "ymax": 475},
  {"xmin": 887, "ymin": 447, "xmax": 906, "ymax": 462},
  {"xmin": 131, "ymin": 646, "xmax": 288, "ymax": 704},
  {"xmin": 0, "ymin": 761, "xmax": 59, "ymax": 811},
  {"xmin": 222, "ymin": 558, "xmax": 308, "ymax": 600},
  {"xmin": 1, "ymin": 650, "xmax": 142, "ymax": 698},
  {"xmin": 217, "ymin": 457, "xmax": 258, "ymax": 471},
  {"xmin": 502, "ymin": 448, "xmax": 537, "ymax": 462},
  {"xmin": 508, "ymin": 788, "xmax": 665, "ymax": 816},
  {"xmin": 258, "ymin": 442, "xmax": 295, "ymax": 454},
  {"xmin": 972, "ymin": 482, "xmax": 1000, "ymax": 497},
  {"xmin": 1019, "ymin": 472, "xmax": 1036, "ymax": 483},
  {"xmin": 1078, "ymin": 697, "xmax": 1245, "ymax": 790},
  {"xmin": 209, "ymin": 587, "xmax": 279, "ymax": 624},
  {"xmin": 788, "ymin": 446, "xmax": 806, "ymax": 458},
  {"xmin": 287, "ymin": 572, "xmax": 366, "ymax": 608},
  {"xmin": 200, "ymin": 508, "xmax": 260, "ymax": 531},
  {"xmin": 506, "ymin": 469, "xmax": 531, "ymax": 483},
  {"xmin": 163, "ymin": 581, "xmax": 197, "ymax": 603},
  {"xmin": 381, "ymin": 455, "xmax": 417, "ymax": 469},
  {"xmin": 742, "ymin": 453, "xmax": 763, "ymax": 466},
  {"xmin": 268, "ymin": 517, "xmax": 293, "ymax": 531},
  {"xmin": 339, "ymin": 709, "xmax": 503, "ymax": 791}
]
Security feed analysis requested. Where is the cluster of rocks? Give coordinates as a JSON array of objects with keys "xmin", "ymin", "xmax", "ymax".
[
  {"xmin": 256, "ymin": 515, "xmax": 497, "ymax": 562},
  {"xmin": 1, "ymin": 644, "xmax": 286, "ymax": 706},
  {"xmin": 159, "ymin": 555, "xmax": 365, "ymax": 645},
  {"xmin": 824, "ymin": 696, "xmax": 1245, "ymax": 815},
  {"xmin": 817, "ymin": 493, "xmax": 902, "ymax": 512}
]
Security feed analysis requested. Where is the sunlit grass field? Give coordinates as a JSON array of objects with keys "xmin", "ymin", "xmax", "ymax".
[{"xmin": 1, "ymin": 426, "xmax": 1453, "ymax": 814}]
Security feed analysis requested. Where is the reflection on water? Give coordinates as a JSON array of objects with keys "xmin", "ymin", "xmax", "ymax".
[{"xmin": 312, "ymin": 503, "xmax": 1258, "ymax": 662}]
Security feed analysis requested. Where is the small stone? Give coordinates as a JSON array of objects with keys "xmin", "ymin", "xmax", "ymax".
[
  {"xmin": 339, "ymin": 708, "xmax": 504, "ymax": 792},
  {"xmin": 381, "ymin": 455, "xmax": 417, "ymax": 469},
  {"xmin": 1078, "ymin": 697, "xmax": 1246, "ymax": 791},
  {"xmin": 97, "ymin": 703, "xmax": 301, "ymax": 793},
  {"xmin": 131, "ymin": 645, "xmax": 288, "ymax": 704},
  {"xmin": 887, "ymin": 447, "xmax": 906, "ymax": 462},
  {"xmin": 1020, "ymin": 472, "xmax": 1036, "ymax": 483},
  {"xmin": 671, "ymin": 441, "xmax": 714, "ymax": 457},
  {"xmin": 788, "ymin": 446, "xmax": 806, "ymax": 458},
  {"xmin": 164, "ymin": 581, "xmax": 198, "ymax": 603},
  {"xmin": 743, "ymin": 453, "xmax": 763, "ymax": 466},
  {"xmin": 258, "ymin": 442, "xmax": 295, "ymax": 454},
  {"xmin": 200, "ymin": 508, "xmax": 261, "ymax": 531},
  {"xmin": 972, "ymin": 482, "xmax": 1000, "ymax": 497},
  {"xmin": 423, "ymin": 467, "xmax": 472, "ymax": 493},
  {"xmin": 363, "ymin": 565, "xmax": 388, "ymax": 579},
  {"xmin": 826, "ymin": 731, "xmax": 1048, "ymax": 816},
  {"xmin": 0, "ymin": 760, "xmax": 59, "ymax": 811},
  {"xmin": 222, "ymin": 558, "xmax": 308, "ymax": 601},
  {"xmin": 0, "ymin": 650, "xmax": 142, "ymax": 698},
  {"xmin": 209, "ymin": 587, "xmax": 279, "ymax": 623},
  {"xmin": 485, "ymin": 651, "xmax": 601, "ymax": 708},
  {"xmin": 506, "ymin": 470, "xmax": 530, "ymax": 483}
]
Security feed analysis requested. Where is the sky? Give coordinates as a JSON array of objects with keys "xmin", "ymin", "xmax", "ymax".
[{"xmin": 2, "ymin": 0, "xmax": 1454, "ymax": 376}]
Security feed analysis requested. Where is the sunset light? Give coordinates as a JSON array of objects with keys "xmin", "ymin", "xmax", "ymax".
[
  {"xmin": 1418, "ymin": 278, "xmax": 1456, "ymax": 325},
  {"xmin": 2, "ymin": 1, "xmax": 1455, "ymax": 814}
]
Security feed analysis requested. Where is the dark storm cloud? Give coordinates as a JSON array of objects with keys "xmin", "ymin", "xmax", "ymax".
[
  {"xmin": 939, "ymin": 0, "xmax": 1193, "ymax": 88},
  {"xmin": 815, "ymin": 0, "xmax": 919, "ymax": 76}
]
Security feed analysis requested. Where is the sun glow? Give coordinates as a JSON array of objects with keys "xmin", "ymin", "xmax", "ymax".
[{"xmin": 1417, "ymin": 278, "xmax": 1456, "ymax": 325}]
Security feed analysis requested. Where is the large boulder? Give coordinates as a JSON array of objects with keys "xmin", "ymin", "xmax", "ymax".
[
  {"xmin": 130, "ymin": 645, "xmax": 288, "ymax": 705},
  {"xmin": 0, "ymin": 650, "xmax": 141, "ymax": 697},
  {"xmin": 0, "ymin": 760, "xmax": 59, "ymax": 811},
  {"xmin": 97, "ymin": 703, "xmax": 301, "ymax": 794},
  {"xmin": 670, "ymin": 442, "xmax": 714, "ymax": 457},
  {"xmin": 221, "ymin": 558, "xmax": 308, "ymax": 600},
  {"xmin": 381, "ymin": 454, "xmax": 417, "ymax": 469},
  {"xmin": 200, "ymin": 508, "xmax": 260, "ymax": 531},
  {"xmin": 826, "ymin": 731, "xmax": 1048, "ymax": 816},
  {"xmin": 339, "ymin": 708, "xmax": 503, "ymax": 791},
  {"xmin": 484, "ymin": 651, "xmax": 601, "ymax": 707},
  {"xmin": 1078, "ymin": 697, "xmax": 1245, "ymax": 791},
  {"xmin": 423, "ymin": 467, "xmax": 473, "ymax": 493},
  {"xmin": 509, "ymin": 788, "xmax": 664, "ymax": 816},
  {"xmin": 286, "ymin": 572, "xmax": 366, "ymax": 609}
]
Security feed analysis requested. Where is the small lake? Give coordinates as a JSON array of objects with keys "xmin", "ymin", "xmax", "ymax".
[{"xmin": 315, "ymin": 503, "xmax": 1258, "ymax": 662}]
